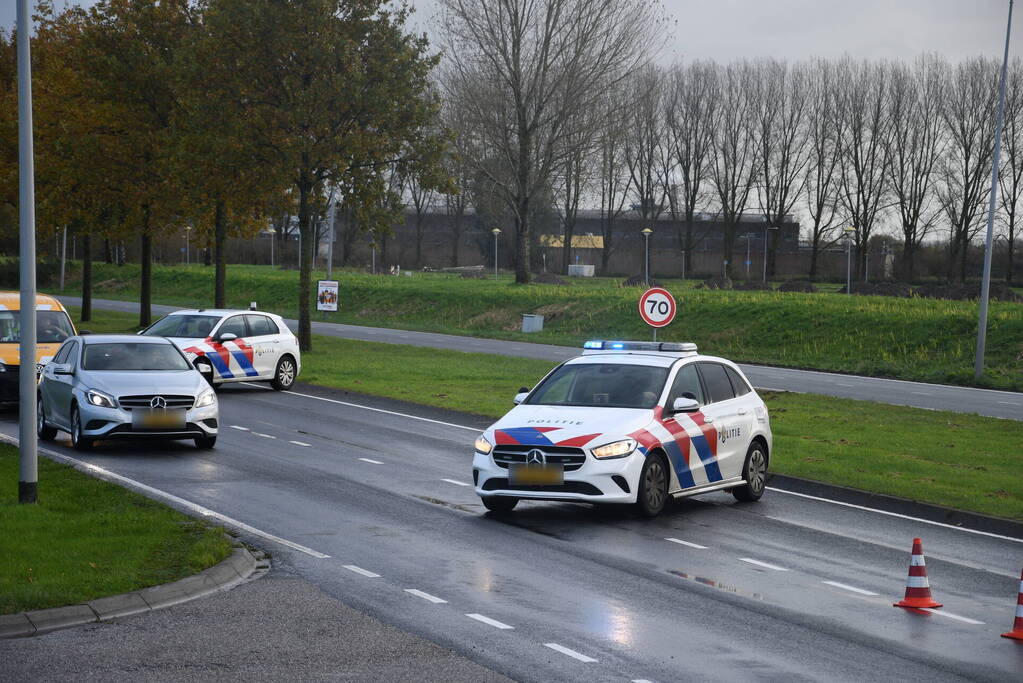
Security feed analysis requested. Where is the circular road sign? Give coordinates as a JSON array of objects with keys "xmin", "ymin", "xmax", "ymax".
[{"xmin": 638, "ymin": 287, "xmax": 677, "ymax": 328}]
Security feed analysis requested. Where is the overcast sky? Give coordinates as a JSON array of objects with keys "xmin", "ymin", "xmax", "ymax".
[{"xmin": 3, "ymin": 0, "xmax": 1020, "ymax": 63}]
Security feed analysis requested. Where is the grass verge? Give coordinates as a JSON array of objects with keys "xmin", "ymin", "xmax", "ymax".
[
  {"xmin": 64, "ymin": 307, "xmax": 1023, "ymax": 521},
  {"xmin": 0, "ymin": 442, "xmax": 233, "ymax": 614}
]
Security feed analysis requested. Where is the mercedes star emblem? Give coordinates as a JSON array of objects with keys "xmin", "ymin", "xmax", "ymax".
[
  {"xmin": 150, "ymin": 396, "xmax": 167, "ymax": 410},
  {"xmin": 525, "ymin": 449, "xmax": 546, "ymax": 465}
]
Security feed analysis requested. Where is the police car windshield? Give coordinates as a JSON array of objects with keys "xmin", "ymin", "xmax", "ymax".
[
  {"xmin": 526, "ymin": 363, "xmax": 668, "ymax": 409},
  {"xmin": 0, "ymin": 310, "xmax": 74, "ymax": 344},
  {"xmin": 143, "ymin": 314, "xmax": 219, "ymax": 338},
  {"xmin": 83, "ymin": 343, "xmax": 191, "ymax": 371}
]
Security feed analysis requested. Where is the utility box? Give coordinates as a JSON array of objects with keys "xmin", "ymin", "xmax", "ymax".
[
  {"xmin": 521, "ymin": 314, "xmax": 544, "ymax": 333},
  {"xmin": 568, "ymin": 264, "xmax": 595, "ymax": 277}
]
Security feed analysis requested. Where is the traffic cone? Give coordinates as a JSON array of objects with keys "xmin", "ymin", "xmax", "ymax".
[
  {"xmin": 1002, "ymin": 568, "xmax": 1023, "ymax": 641},
  {"xmin": 894, "ymin": 537, "xmax": 942, "ymax": 609}
]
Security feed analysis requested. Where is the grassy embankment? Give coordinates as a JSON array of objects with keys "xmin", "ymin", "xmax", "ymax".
[
  {"xmin": 65, "ymin": 307, "xmax": 1023, "ymax": 521},
  {"xmin": 61, "ymin": 263, "xmax": 1023, "ymax": 391},
  {"xmin": 0, "ymin": 442, "xmax": 233, "ymax": 614}
]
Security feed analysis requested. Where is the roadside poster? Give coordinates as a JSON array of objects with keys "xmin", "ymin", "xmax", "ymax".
[{"xmin": 316, "ymin": 280, "xmax": 339, "ymax": 312}]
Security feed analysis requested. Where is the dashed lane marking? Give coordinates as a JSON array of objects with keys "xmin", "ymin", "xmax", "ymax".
[
  {"xmin": 665, "ymin": 537, "xmax": 708, "ymax": 549},
  {"xmin": 544, "ymin": 643, "xmax": 597, "ymax": 663},
  {"xmin": 343, "ymin": 565, "xmax": 380, "ymax": 578},
  {"xmin": 822, "ymin": 580, "xmax": 878, "ymax": 596},
  {"xmin": 253, "ymin": 432, "xmax": 276, "ymax": 439},
  {"xmin": 465, "ymin": 613, "xmax": 513, "ymax": 629},
  {"xmin": 998, "ymin": 401, "xmax": 1020, "ymax": 406},
  {"xmin": 289, "ymin": 440, "xmax": 311, "ymax": 447},
  {"xmin": 404, "ymin": 589, "xmax": 447, "ymax": 604},
  {"xmin": 442, "ymin": 478, "xmax": 471, "ymax": 487},
  {"xmin": 739, "ymin": 558, "xmax": 789, "ymax": 571},
  {"xmin": 358, "ymin": 457, "xmax": 384, "ymax": 465},
  {"xmin": 919, "ymin": 608, "xmax": 984, "ymax": 625},
  {"xmin": 229, "ymin": 425, "xmax": 250, "ymax": 431}
]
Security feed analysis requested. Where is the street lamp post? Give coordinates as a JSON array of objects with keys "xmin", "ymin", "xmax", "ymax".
[
  {"xmin": 184, "ymin": 226, "xmax": 191, "ymax": 265},
  {"xmin": 680, "ymin": 249, "xmax": 686, "ymax": 282},
  {"xmin": 763, "ymin": 224, "xmax": 779, "ymax": 284},
  {"xmin": 844, "ymin": 226, "xmax": 856, "ymax": 294},
  {"xmin": 745, "ymin": 233, "xmax": 751, "ymax": 279},
  {"xmin": 492, "ymin": 228, "xmax": 501, "ymax": 277},
  {"xmin": 641, "ymin": 227, "xmax": 653, "ymax": 286},
  {"xmin": 266, "ymin": 228, "xmax": 276, "ymax": 267}
]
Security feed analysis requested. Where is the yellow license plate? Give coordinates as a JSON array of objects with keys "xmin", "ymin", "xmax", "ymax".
[
  {"xmin": 509, "ymin": 464, "xmax": 564, "ymax": 485},
  {"xmin": 133, "ymin": 410, "xmax": 186, "ymax": 430}
]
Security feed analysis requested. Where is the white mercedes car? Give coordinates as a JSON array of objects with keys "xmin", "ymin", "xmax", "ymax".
[
  {"xmin": 472, "ymin": 341, "xmax": 772, "ymax": 517},
  {"xmin": 141, "ymin": 309, "xmax": 300, "ymax": 390}
]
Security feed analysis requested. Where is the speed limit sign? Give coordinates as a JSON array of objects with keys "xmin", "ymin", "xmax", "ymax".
[{"xmin": 638, "ymin": 287, "xmax": 677, "ymax": 328}]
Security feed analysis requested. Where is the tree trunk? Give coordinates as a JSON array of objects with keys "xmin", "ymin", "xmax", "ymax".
[
  {"xmin": 297, "ymin": 180, "xmax": 313, "ymax": 352},
  {"xmin": 1007, "ymin": 239, "xmax": 1015, "ymax": 285},
  {"xmin": 214, "ymin": 199, "xmax": 227, "ymax": 308},
  {"xmin": 561, "ymin": 223, "xmax": 575, "ymax": 275},
  {"xmin": 450, "ymin": 211, "xmax": 461, "ymax": 267},
  {"xmin": 203, "ymin": 236, "xmax": 212, "ymax": 266},
  {"xmin": 808, "ymin": 234, "xmax": 820, "ymax": 280},
  {"xmin": 959, "ymin": 236, "xmax": 969, "ymax": 283},
  {"xmin": 901, "ymin": 242, "xmax": 916, "ymax": 282},
  {"xmin": 415, "ymin": 216, "xmax": 424, "ymax": 268},
  {"xmin": 81, "ymin": 233, "xmax": 93, "ymax": 323},
  {"xmin": 104, "ymin": 238, "xmax": 112, "ymax": 264},
  {"xmin": 139, "ymin": 208, "xmax": 152, "ymax": 328}
]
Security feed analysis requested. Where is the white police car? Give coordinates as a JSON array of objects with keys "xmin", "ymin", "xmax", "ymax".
[
  {"xmin": 141, "ymin": 309, "xmax": 300, "ymax": 390},
  {"xmin": 472, "ymin": 341, "xmax": 772, "ymax": 517}
]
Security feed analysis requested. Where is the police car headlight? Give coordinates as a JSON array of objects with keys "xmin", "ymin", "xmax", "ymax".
[
  {"xmin": 86, "ymin": 389, "xmax": 116, "ymax": 408},
  {"xmin": 195, "ymin": 389, "xmax": 216, "ymax": 408},
  {"xmin": 474, "ymin": 435, "xmax": 493, "ymax": 455},
  {"xmin": 591, "ymin": 438, "xmax": 637, "ymax": 460}
]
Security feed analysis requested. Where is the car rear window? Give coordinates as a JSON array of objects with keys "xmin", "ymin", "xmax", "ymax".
[
  {"xmin": 698, "ymin": 363, "xmax": 736, "ymax": 404},
  {"xmin": 725, "ymin": 366, "xmax": 752, "ymax": 396},
  {"xmin": 83, "ymin": 343, "xmax": 191, "ymax": 371}
]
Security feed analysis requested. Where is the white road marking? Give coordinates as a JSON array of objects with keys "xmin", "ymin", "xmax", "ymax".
[
  {"xmin": 767, "ymin": 487, "xmax": 1023, "ymax": 545},
  {"xmin": 229, "ymin": 425, "xmax": 250, "ymax": 431},
  {"xmin": 442, "ymin": 478, "xmax": 471, "ymax": 487},
  {"xmin": 0, "ymin": 435, "xmax": 330, "ymax": 559},
  {"xmin": 911, "ymin": 391, "xmax": 930, "ymax": 396},
  {"xmin": 465, "ymin": 613, "xmax": 513, "ymax": 629},
  {"xmin": 544, "ymin": 643, "xmax": 597, "ymax": 663},
  {"xmin": 632, "ymin": 680, "xmax": 654, "ymax": 683},
  {"xmin": 289, "ymin": 440, "xmax": 311, "ymax": 447},
  {"xmin": 836, "ymin": 383, "xmax": 856, "ymax": 387},
  {"xmin": 665, "ymin": 537, "xmax": 708, "ymax": 549},
  {"xmin": 998, "ymin": 401, "xmax": 1020, "ymax": 406},
  {"xmin": 404, "ymin": 589, "xmax": 447, "ymax": 604},
  {"xmin": 822, "ymin": 580, "xmax": 878, "ymax": 596},
  {"xmin": 343, "ymin": 565, "xmax": 380, "ymax": 578},
  {"xmin": 253, "ymin": 432, "xmax": 276, "ymax": 439},
  {"xmin": 358, "ymin": 457, "xmax": 384, "ymax": 465},
  {"xmin": 919, "ymin": 608, "xmax": 984, "ymax": 625},
  {"xmin": 241, "ymin": 383, "xmax": 479, "ymax": 432},
  {"xmin": 739, "ymin": 558, "xmax": 789, "ymax": 571}
]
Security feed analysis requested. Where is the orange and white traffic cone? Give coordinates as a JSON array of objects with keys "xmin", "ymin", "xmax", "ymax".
[
  {"xmin": 1002, "ymin": 568, "xmax": 1023, "ymax": 641},
  {"xmin": 894, "ymin": 537, "xmax": 942, "ymax": 609}
]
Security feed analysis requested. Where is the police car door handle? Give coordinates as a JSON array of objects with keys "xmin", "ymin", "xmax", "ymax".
[
  {"xmin": 703, "ymin": 416, "xmax": 714, "ymax": 424},
  {"xmin": 736, "ymin": 409, "xmax": 748, "ymax": 416}
]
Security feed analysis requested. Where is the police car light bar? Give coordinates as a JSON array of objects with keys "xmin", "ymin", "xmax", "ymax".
[{"xmin": 583, "ymin": 340, "xmax": 698, "ymax": 353}]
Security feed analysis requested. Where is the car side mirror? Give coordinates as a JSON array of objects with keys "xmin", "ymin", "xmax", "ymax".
[
  {"xmin": 53, "ymin": 363, "xmax": 74, "ymax": 376},
  {"xmin": 79, "ymin": 330, "xmax": 93, "ymax": 336},
  {"xmin": 218, "ymin": 332, "xmax": 238, "ymax": 342},
  {"xmin": 513, "ymin": 392, "xmax": 529, "ymax": 405},
  {"xmin": 194, "ymin": 359, "xmax": 214, "ymax": 380},
  {"xmin": 671, "ymin": 396, "xmax": 700, "ymax": 413}
]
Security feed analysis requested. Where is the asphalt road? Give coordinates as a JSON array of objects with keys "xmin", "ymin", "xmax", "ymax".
[
  {"xmin": 3, "ymin": 383, "xmax": 1021, "ymax": 681},
  {"xmin": 60, "ymin": 296, "xmax": 1023, "ymax": 420}
]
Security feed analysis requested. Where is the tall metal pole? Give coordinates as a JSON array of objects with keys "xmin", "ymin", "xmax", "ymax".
[
  {"xmin": 846, "ymin": 238, "xmax": 852, "ymax": 294},
  {"xmin": 326, "ymin": 192, "xmax": 336, "ymax": 279},
  {"xmin": 17, "ymin": 0, "xmax": 38, "ymax": 504},
  {"xmin": 59, "ymin": 225, "xmax": 67, "ymax": 291},
  {"xmin": 746, "ymin": 235, "xmax": 750, "ymax": 279},
  {"xmin": 976, "ymin": 0, "xmax": 1014, "ymax": 378},
  {"xmin": 681, "ymin": 250, "xmax": 686, "ymax": 281},
  {"xmin": 763, "ymin": 225, "xmax": 769, "ymax": 283}
]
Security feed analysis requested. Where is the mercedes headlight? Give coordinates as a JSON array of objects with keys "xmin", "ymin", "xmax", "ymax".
[
  {"xmin": 474, "ymin": 435, "xmax": 493, "ymax": 455},
  {"xmin": 591, "ymin": 438, "xmax": 637, "ymax": 460},
  {"xmin": 86, "ymin": 389, "xmax": 116, "ymax": 408},
  {"xmin": 194, "ymin": 388, "xmax": 216, "ymax": 408}
]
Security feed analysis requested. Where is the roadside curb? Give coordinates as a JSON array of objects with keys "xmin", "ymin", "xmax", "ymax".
[
  {"xmin": 0, "ymin": 546, "xmax": 260, "ymax": 639},
  {"xmin": 769, "ymin": 473, "xmax": 1023, "ymax": 541}
]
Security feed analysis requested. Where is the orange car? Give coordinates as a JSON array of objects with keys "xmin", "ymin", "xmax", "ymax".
[{"xmin": 0, "ymin": 292, "xmax": 77, "ymax": 401}]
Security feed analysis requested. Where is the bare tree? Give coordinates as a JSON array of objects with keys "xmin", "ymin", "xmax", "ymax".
[
  {"xmin": 438, "ymin": 98, "xmax": 475, "ymax": 267},
  {"xmin": 406, "ymin": 169, "xmax": 438, "ymax": 268},
  {"xmin": 624, "ymin": 65, "xmax": 669, "ymax": 226},
  {"xmin": 803, "ymin": 58, "xmax": 842, "ymax": 279},
  {"xmin": 999, "ymin": 58, "xmax": 1023, "ymax": 285},
  {"xmin": 938, "ymin": 57, "xmax": 999, "ymax": 282},
  {"xmin": 885, "ymin": 55, "xmax": 947, "ymax": 282},
  {"xmin": 438, "ymin": 0, "xmax": 664, "ymax": 283},
  {"xmin": 709, "ymin": 62, "xmax": 760, "ymax": 279},
  {"xmin": 595, "ymin": 87, "xmax": 633, "ymax": 274},
  {"xmin": 753, "ymin": 59, "xmax": 811, "ymax": 277},
  {"xmin": 834, "ymin": 58, "xmax": 893, "ymax": 281},
  {"xmin": 551, "ymin": 104, "xmax": 598, "ymax": 274},
  {"xmin": 665, "ymin": 60, "xmax": 718, "ymax": 276}
]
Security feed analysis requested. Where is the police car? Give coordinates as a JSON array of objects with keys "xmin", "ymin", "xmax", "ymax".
[
  {"xmin": 141, "ymin": 309, "xmax": 300, "ymax": 390},
  {"xmin": 472, "ymin": 341, "xmax": 772, "ymax": 517}
]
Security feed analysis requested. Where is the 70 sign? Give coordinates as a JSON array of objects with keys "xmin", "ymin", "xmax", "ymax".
[{"xmin": 638, "ymin": 287, "xmax": 677, "ymax": 328}]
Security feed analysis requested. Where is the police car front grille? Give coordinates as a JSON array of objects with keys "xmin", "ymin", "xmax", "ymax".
[
  {"xmin": 118, "ymin": 394, "xmax": 194, "ymax": 410},
  {"xmin": 492, "ymin": 446, "xmax": 587, "ymax": 471}
]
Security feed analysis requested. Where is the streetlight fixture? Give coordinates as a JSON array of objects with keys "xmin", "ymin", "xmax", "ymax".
[
  {"xmin": 184, "ymin": 225, "xmax": 192, "ymax": 265},
  {"xmin": 491, "ymin": 228, "xmax": 501, "ymax": 277},
  {"xmin": 763, "ymin": 223, "xmax": 779, "ymax": 284},
  {"xmin": 843, "ymin": 226, "xmax": 857, "ymax": 294},
  {"xmin": 641, "ymin": 227, "xmax": 653, "ymax": 285}
]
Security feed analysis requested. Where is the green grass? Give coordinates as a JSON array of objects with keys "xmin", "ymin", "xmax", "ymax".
[
  {"xmin": 56, "ymin": 262, "xmax": 1023, "ymax": 391},
  {"xmin": 0, "ymin": 443, "xmax": 233, "ymax": 614},
  {"xmin": 62, "ymin": 307, "xmax": 1023, "ymax": 521}
]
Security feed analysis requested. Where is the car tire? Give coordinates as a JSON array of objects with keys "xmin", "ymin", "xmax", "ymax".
[
  {"xmin": 733, "ymin": 441, "xmax": 768, "ymax": 502},
  {"xmin": 271, "ymin": 355, "xmax": 297, "ymax": 391},
  {"xmin": 481, "ymin": 496, "xmax": 518, "ymax": 513},
  {"xmin": 37, "ymin": 396, "xmax": 57, "ymax": 441},
  {"xmin": 70, "ymin": 405, "xmax": 93, "ymax": 451},
  {"xmin": 194, "ymin": 435, "xmax": 217, "ymax": 449},
  {"xmin": 635, "ymin": 452, "xmax": 669, "ymax": 518}
]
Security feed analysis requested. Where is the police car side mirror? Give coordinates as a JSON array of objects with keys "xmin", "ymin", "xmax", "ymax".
[
  {"xmin": 671, "ymin": 397, "xmax": 700, "ymax": 413},
  {"xmin": 513, "ymin": 392, "xmax": 529, "ymax": 405},
  {"xmin": 218, "ymin": 332, "xmax": 238, "ymax": 342}
]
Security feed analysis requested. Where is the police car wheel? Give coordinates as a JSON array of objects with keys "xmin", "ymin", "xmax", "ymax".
[
  {"xmin": 733, "ymin": 442, "xmax": 768, "ymax": 502},
  {"xmin": 70, "ymin": 406, "xmax": 93, "ymax": 451},
  {"xmin": 271, "ymin": 356, "xmax": 296, "ymax": 391},
  {"xmin": 37, "ymin": 396, "xmax": 57, "ymax": 441},
  {"xmin": 194, "ymin": 435, "xmax": 217, "ymax": 449},
  {"xmin": 635, "ymin": 453, "xmax": 669, "ymax": 518},
  {"xmin": 481, "ymin": 496, "xmax": 518, "ymax": 513}
]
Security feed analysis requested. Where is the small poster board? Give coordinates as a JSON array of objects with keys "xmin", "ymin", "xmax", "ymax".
[{"xmin": 316, "ymin": 280, "xmax": 339, "ymax": 312}]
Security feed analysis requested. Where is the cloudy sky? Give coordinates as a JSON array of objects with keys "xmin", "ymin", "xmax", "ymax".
[{"xmin": 4, "ymin": 0, "xmax": 1020, "ymax": 62}]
